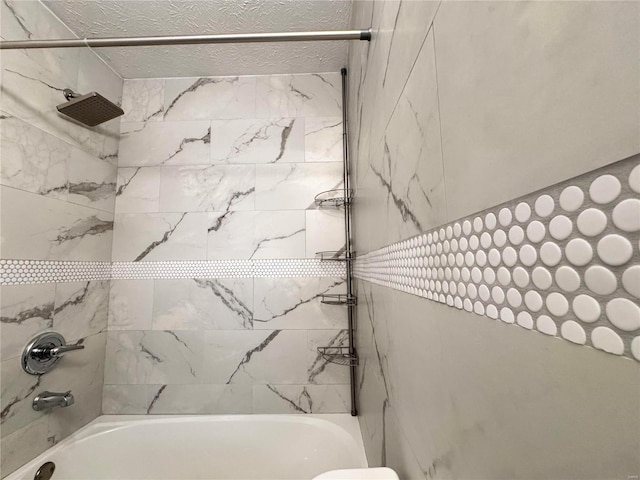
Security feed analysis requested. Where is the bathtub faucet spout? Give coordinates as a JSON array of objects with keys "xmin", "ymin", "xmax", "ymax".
[{"xmin": 33, "ymin": 391, "xmax": 75, "ymax": 411}]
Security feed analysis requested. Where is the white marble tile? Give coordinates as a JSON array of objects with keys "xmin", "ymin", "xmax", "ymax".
[
  {"xmin": 202, "ymin": 329, "xmax": 307, "ymax": 385},
  {"xmin": 1, "ymin": 187, "xmax": 114, "ymax": 261},
  {"xmin": 145, "ymin": 384, "xmax": 252, "ymax": 414},
  {"xmin": 119, "ymin": 121, "xmax": 211, "ymax": 167},
  {"xmin": 434, "ymin": 1, "xmax": 640, "ymax": 219},
  {"xmin": 163, "ymin": 76, "xmax": 256, "ymax": 121},
  {"xmin": 253, "ymin": 277, "xmax": 347, "ymax": 330},
  {"xmin": 111, "ymin": 212, "xmax": 207, "ymax": 261},
  {"xmin": 211, "ymin": 118, "xmax": 304, "ymax": 164},
  {"xmin": 0, "ymin": 115, "xmax": 70, "ymax": 200},
  {"xmin": 114, "ymin": 167, "xmax": 161, "ymax": 213},
  {"xmin": 252, "ymin": 384, "xmax": 350, "ymax": 414},
  {"xmin": 305, "ymin": 209, "xmax": 346, "ymax": 259},
  {"xmin": 159, "ymin": 165, "xmax": 255, "ymax": 212},
  {"xmin": 307, "ymin": 329, "xmax": 351, "ymax": 385},
  {"xmin": 304, "ymin": 117, "xmax": 343, "ymax": 163},
  {"xmin": 381, "ymin": 30, "xmax": 446, "ymax": 240},
  {"xmin": 0, "ymin": 357, "xmax": 44, "ymax": 438},
  {"xmin": 0, "ymin": 284, "xmax": 55, "ymax": 361},
  {"xmin": 104, "ymin": 330, "xmax": 203, "ymax": 385},
  {"xmin": 206, "ymin": 211, "xmax": 258, "ymax": 260},
  {"xmin": 206, "ymin": 210, "xmax": 305, "ymax": 260},
  {"xmin": 255, "ymin": 162, "xmax": 343, "ymax": 210},
  {"xmin": 255, "ymin": 73, "xmax": 341, "ymax": 118},
  {"xmin": 108, "ymin": 280, "xmax": 154, "ymax": 331},
  {"xmin": 53, "ymin": 281, "xmax": 109, "ymax": 342},
  {"xmin": 67, "ymin": 148, "xmax": 117, "ymax": 213},
  {"xmin": 152, "ymin": 279, "xmax": 253, "ymax": 330},
  {"xmin": 102, "ymin": 385, "xmax": 148, "ymax": 414},
  {"xmin": 76, "ymin": 48, "xmax": 123, "ymax": 110},
  {"xmin": 251, "ymin": 211, "xmax": 306, "ymax": 259},
  {"xmin": 121, "ymin": 79, "xmax": 165, "ymax": 123},
  {"xmin": 0, "ymin": 416, "xmax": 52, "ymax": 477}
]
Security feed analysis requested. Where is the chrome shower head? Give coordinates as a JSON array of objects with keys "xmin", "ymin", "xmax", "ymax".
[{"xmin": 56, "ymin": 89, "xmax": 124, "ymax": 127}]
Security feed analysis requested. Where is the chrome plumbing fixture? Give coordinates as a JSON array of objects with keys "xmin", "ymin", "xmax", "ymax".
[
  {"xmin": 22, "ymin": 332, "xmax": 85, "ymax": 375},
  {"xmin": 32, "ymin": 391, "xmax": 75, "ymax": 411}
]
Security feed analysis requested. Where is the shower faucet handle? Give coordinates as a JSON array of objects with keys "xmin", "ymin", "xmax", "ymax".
[
  {"xmin": 45, "ymin": 343, "xmax": 85, "ymax": 358},
  {"xmin": 22, "ymin": 332, "xmax": 84, "ymax": 375}
]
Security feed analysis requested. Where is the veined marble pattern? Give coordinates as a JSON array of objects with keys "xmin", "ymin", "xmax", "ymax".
[
  {"xmin": 252, "ymin": 385, "xmax": 350, "ymax": 414},
  {"xmin": 152, "ymin": 279, "xmax": 253, "ymax": 330},
  {"xmin": 255, "ymin": 74, "xmax": 342, "ymax": 118},
  {"xmin": 1, "ymin": 2, "xmax": 118, "ymax": 476},
  {"xmin": 120, "ymin": 79, "xmax": 164, "ymax": 123},
  {"xmin": 163, "ymin": 76, "xmax": 256, "ymax": 121},
  {"xmin": 211, "ymin": 118, "xmax": 304, "ymax": 164},
  {"xmin": 1, "ymin": 116, "xmax": 117, "ymax": 213},
  {"xmin": 158, "ymin": 165, "xmax": 255, "ymax": 212},
  {"xmin": 115, "ymin": 167, "xmax": 161, "ymax": 213},
  {"xmin": 119, "ymin": 121, "xmax": 211, "ymax": 167},
  {"xmin": 112, "ymin": 212, "xmax": 208, "ymax": 261},
  {"xmin": 253, "ymin": 277, "xmax": 347, "ymax": 330},
  {"xmin": 255, "ymin": 162, "xmax": 343, "ymax": 210},
  {"xmin": 304, "ymin": 117, "xmax": 343, "ymax": 163},
  {"xmin": 1, "ymin": 187, "xmax": 114, "ymax": 262}
]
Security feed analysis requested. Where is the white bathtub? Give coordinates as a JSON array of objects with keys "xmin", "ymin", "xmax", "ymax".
[{"xmin": 6, "ymin": 415, "xmax": 368, "ymax": 480}]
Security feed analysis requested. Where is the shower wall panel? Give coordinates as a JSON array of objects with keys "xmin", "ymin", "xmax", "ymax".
[
  {"xmin": 104, "ymin": 73, "xmax": 352, "ymax": 415},
  {"xmin": 0, "ymin": 1, "xmax": 123, "ymax": 476},
  {"xmin": 348, "ymin": 1, "xmax": 640, "ymax": 479}
]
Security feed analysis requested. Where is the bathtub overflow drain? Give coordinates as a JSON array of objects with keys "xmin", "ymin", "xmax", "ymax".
[{"xmin": 34, "ymin": 462, "xmax": 55, "ymax": 480}]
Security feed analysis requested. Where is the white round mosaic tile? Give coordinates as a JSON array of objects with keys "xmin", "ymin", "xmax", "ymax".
[
  {"xmin": 622, "ymin": 265, "xmax": 640, "ymax": 298},
  {"xmin": 539, "ymin": 242, "xmax": 562, "ymax": 267},
  {"xmin": 559, "ymin": 186, "xmax": 584, "ymax": 212},
  {"xmin": 565, "ymin": 239, "xmax": 593, "ymax": 266},
  {"xmin": 548, "ymin": 215, "xmax": 573, "ymax": 241},
  {"xmin": 531, "ymin": 267, "xmax": 552, "ymax": 290},
  {"xmin": 536, "ymin": 315, "xmax": 557, "ymax": 336},
  {"xmin": 597, "ymin": 234, "xmax": 632, "ymax": 266},
  {"xmin": 546, "ymin": 292, "xmax": 569, "ymax": 317},
  {"xmin": 498, "ymin": 208, "xmax": 512, "ymax": 227},
  {"xmin": 535, "ymin": 195, "xmax": 555, "ymax": 218},
  {"xmin": 555, "ymin": 266, "xmax": 581, "ymax": 292},
  {"xmin": 526, "ymin": 221, "xmax": 546, "ymax": 243},
  {"xmin": 576, "ymin": 208, "xmax": 607, "ymax": 237},
  {"xmin": 515, "ymin": 202, "xmax": 531, "ymax": 223},
  {"xmin": 629, "ymin": 165, "xmax": 640, "ymax": 194},
  {"xmin": 352, "ymin": 159, "xmax": 639, "ymax": 363},
  {"xmin": 584, "ymin": 266, "xmax": 617, "ymax": 296},
  {"xmin": 560, "ymin": 320, "xmax": 587, "ymax": 345},
  {"xmin": 591, "ymin": 327, "xmax": 624, "ymax": 355},
  {"xmin": 516, "ymin": 311, "xmax": 533, "ymax": 329},
  {"xmin": 589, "ymin": 174, "xmax": 621, "ymax": 205},
  {"xmin": 572, "ymin": 295, "xmax": 601, "ymax": 323},
  {"xmin": 612, "ymin": 198, "xmax": 640, "ymax": 232},
  {"xmin": 605, "ymin": 298, "xmax": 640, "ymax": 332}
]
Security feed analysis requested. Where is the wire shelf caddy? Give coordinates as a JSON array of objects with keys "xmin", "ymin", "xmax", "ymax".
[
  {"xmin": 314, "ymin": 189, "xmax": 353, "ymax": 208},
  {"xmin": 320, "ymin": 294, "xmax": 357, "ymax": 306},
  {"xmin": 317, "ymin": 346, "xmax": 359, "ymax": 366}
]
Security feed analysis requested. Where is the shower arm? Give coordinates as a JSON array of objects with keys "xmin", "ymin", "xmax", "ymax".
[{"xmin": 0, "ymin": 29, "xmax": 371, "ymax": 50}]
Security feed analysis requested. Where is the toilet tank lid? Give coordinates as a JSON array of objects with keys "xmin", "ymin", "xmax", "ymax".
[{"xmin": 312, "ymin": 468, "xmax": 399, "ymax": 480}]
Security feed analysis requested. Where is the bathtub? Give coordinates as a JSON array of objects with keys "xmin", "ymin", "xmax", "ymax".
[{"xmin": 6, "ymin": 414, "xmax": 368, "ymax": 480}]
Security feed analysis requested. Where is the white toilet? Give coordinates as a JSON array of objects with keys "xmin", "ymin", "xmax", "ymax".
[{"xmin": 313, "ymin": 467, "xmax": 400, "ymax": 480}]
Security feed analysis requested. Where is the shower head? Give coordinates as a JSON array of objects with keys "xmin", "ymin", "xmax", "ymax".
[{"xmin": 56, "ymin": 89, "xmax": 124, "ymax": 127}]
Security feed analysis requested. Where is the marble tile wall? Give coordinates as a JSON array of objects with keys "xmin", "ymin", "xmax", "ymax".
[
  {"xmin": 105, "ymin": 72, "xmax": 351, "ymax": 415},
  {"xmin": 0, "ymin": 1, "xmax": 123, "ymax": 476},
  {"xmin": 348, "ymin": 1, "xmax": 640, "ymax": 478}
]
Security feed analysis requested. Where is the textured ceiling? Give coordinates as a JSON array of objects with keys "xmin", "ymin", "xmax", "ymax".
[{"xmin": 43, "ymin": 0, "xmax": 355, "ymax": 78}]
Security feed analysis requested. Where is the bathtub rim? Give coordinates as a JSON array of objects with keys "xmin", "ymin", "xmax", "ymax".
[{"xmin": 4, "ymin": 414, "xmax": 368, "ymax": 480}]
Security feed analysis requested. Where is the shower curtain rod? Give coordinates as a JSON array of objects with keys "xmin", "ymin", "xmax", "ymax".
[{"xmin": 0, "ymin": 29, "xmax": 371, "ymax": 49}]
